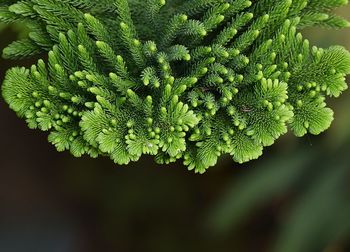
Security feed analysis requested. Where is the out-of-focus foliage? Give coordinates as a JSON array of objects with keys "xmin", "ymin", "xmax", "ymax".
[
  {"xmin": 0, "ymin": 22, "xmax": 28, "ymax": 38},
  {"xmin": 208, "ymin": 136, "xmax": 350, "ymax": 252}
]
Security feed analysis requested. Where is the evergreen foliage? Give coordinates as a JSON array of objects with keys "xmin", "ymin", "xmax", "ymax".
[{"xmin": 1, "ymin": 0, "xmax": 350, "ymax": 173}]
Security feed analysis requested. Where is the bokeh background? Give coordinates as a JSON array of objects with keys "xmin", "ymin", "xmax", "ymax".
[{"xmin": 1, "ymin": 6, "xmax": 350, "ymax": 252}]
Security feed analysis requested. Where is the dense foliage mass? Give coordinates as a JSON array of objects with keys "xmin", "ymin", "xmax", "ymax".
[{"xmin": 1, "ymin": 0, "xmax": 350, "ymax": 173}]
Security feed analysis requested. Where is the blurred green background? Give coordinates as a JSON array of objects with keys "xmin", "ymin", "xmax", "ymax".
[{"xmin": 1, "ymin": 6, "xmax": 350, "ymax": 252}]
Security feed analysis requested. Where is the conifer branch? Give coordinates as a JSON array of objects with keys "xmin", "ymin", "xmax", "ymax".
[{"xmin": 1, "ymin": 0, "xmax": 350, "ymax": 173}]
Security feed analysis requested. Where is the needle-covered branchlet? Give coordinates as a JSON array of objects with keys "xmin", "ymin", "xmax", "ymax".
[{"xmin": 1, "ymin": 0, "xmax": 350, "ymax": 173}]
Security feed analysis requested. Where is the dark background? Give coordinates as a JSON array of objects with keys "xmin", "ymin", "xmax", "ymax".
[{"xmin": 1, "ymin": 6, "xmax": 350, "ymax": 252}]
